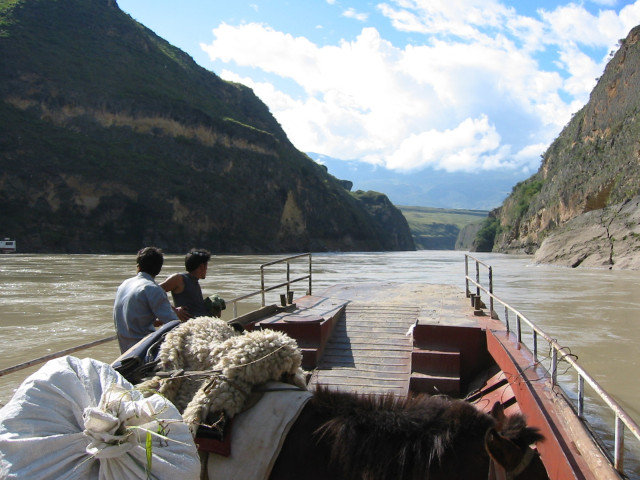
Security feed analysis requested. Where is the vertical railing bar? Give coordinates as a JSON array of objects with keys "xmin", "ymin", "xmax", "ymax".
[
  {"xmin": 230, "ymin": 253, "xmax": 312, "ymax": 315},
  {"xmin": 286, "ymin": 261, "xmax": 291, "ymax": 294},
  {"xmin": 516, "ymin": 314, "xmax": 522, "ymax": 343},
  {"xmin": 614, "ymin": 416, "xmax": 624, "ymax": 472},
  {"xmin": 308, "ymin": 254, "xmax": 312, "ymax": 295},
  {"xmin": 475, "ymin": 260, "xmax": 480, "ymax": 298},
  {"xmin": 578, "ymin": 375, "xmax": 585, "ymax": 417},
  {"xmin": 504, "ymin": 306, "xmax": 510, "ymax": 332},
  {"xmin": 465, "ymin": 255, "xmax": 470, "ymax": 297},
  {"xmin": 260, "ymin": 265, "xmax": 266, "ymax": 307},
  {"xmin": 551, "ymin": 348, "xmax": 558, "ymax": 386},
  {"xmin": 533, "ymin": 330, "xmax": 538, "ymax": 362},
  {"xmin": 488, "ymin": 266, "xmax": 494, "ymax": 318}
]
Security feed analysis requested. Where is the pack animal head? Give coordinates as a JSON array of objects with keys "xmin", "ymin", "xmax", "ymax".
[
  {"xmin": 271, "ymin": 390, "xmax": 549, "ymax": 480},
  {"xmin": 485, "ymin": 402, "xmax": 548, "ymax": 480}
]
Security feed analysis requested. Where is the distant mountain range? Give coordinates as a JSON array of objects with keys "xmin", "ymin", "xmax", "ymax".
[{"xmin": 308, "ymin": 152, "xmax": 531, "ymax": 210}]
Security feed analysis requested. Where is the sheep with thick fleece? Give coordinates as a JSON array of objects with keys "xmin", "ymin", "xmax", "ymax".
[{"xmin": 139, "ymin": 316, "xmax": 306, "ymax": 435}]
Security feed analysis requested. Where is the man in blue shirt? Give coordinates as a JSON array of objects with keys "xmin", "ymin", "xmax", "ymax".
[{"xmin": 113, "ymin": 246, "xmax": 182, "ymax": 353}]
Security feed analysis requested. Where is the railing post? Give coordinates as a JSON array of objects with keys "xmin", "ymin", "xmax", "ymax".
[
  {"xmin": 488, "ymin": 266, "xmax": 494, "ymax": 317},
  {"xmin": 308, "ymin": 254, "xmax": 312, "ymax": 295},
  {"xmin": 551, "ymin": 348, "xmax": 558, "ymax": 386},
  {"xmin": 578, "ymin": 375, "xmax": 584, "ymax": 417},
  {"xmin": 516, "ymin": 314, "xmax": 522, "ymax": 343},
  {"xmin": 504, "ymin": 307, "xmax": 510, "ymax": 332},
  {"xmin": 615, "ymin": 416, "xmax": 624, "ymax": 473},
  {"xmin": 533, "ymin": 330, "xmax": 538, "ymax": 361},
  {"xmin": 232, "ymin": 300, "xmax": 238, "ymax": 318},
  {"xmin": 475, "ymin": 260, "xmax": 480, "ymax": 298},
  {"xmin": 260, "ymin": 265, "xmax": 266, "ymax": 307},
  {"xmin": 286, "ymin": 261, "xmax": 291, "ymax": 294},
  {"xmin": 465, "ymin": 255, "xmax": 470, "ymax": 297}
]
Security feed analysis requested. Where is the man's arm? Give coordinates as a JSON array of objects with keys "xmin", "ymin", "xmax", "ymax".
[
  {"xmin": 146, "ymin": 284, "xmax": 179, "ymax": 324},
  {"xmin": 158, "ymin": 274, "xmax": 190, "ymax": 321},
  {"xmin": 159, "ymin": 273, "xmax": 184, "ymax": 294}
]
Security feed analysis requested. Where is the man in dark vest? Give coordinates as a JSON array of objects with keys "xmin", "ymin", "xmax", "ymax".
[{"xmin": 161, "ymin": 248, "xmax": 216, "ymax": 319}]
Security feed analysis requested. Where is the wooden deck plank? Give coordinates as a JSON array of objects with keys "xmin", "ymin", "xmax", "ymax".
[{"xmin": 309, "ymin": 303, "xmax": 419, "ymax": 396}]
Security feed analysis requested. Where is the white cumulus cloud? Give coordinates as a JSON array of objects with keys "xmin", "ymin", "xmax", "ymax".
[
  {"xmin": 200, "ymin": 0, "xmax": 640, "ymax": 173},
  {"xmin": 343, "ymin": 8, "xmax": 369, "ymax": 22}
]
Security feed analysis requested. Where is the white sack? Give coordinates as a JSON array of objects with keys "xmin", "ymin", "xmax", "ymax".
[{"xmin": 0, "ymin": 356, "xmax": 200, "ymax": 480}]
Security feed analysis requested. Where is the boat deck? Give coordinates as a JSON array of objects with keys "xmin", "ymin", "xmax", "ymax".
[
  {"xmin": 247, "ymin": 281, "xmax": 620, "ymax": 480},
  {"xmin": 252, "ymin": 282, "xmax": 502, "ymax": 400},
  {"xmin": 308, "ymin": 302, "xmax": 417, "ymax": 395}
]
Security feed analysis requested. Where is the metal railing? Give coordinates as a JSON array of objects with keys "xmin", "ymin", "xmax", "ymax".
[
  {"xmin": 465, "ymin": 254, "xmax": 640, "ymax": 476},
  {"xmin": 228, "ymin": 253, "xmax": 312, "ymax": 318},
  {"xmin": 0, "ymin": 335, "xmax": 117, "ymax": 378}
]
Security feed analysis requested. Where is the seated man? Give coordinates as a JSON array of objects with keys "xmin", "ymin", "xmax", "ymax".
[
  {"xmin": 113, "ymin": 246, "xmax": 181, "ymax": 354},
  {"xmin": 161, "ymin": 248, "xmax": 213, "ymax": 319}
]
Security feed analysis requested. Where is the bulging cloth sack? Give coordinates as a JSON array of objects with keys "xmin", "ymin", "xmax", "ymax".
[{"xmin": 0, "ymin": 356, "xmax": 200, "ymax": 480}]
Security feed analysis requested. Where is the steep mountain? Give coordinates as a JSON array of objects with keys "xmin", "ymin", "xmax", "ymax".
[
  {"xmin": 485, "ymin": 25, "xmax": 640, "ymax": 269},
  {"xmin": 0, "ymin": 0, "xmax": 414, "ymax": 253},
  {"xmin": 351, "ymin": 191, "xmax": 415, "ymax": 251}
]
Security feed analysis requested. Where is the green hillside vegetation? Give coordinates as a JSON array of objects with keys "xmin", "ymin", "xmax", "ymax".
[
  {"xmin": 474, "ymin": 177, "xmax": 543, "ymax": 251},
  {"xmin": 473, "ymin": 215, "xmax": 500, "ymax": 252},
  {"xmin": 399, "ymin": 206, "xmax": 487, "ymax": 249},
  {"xmin": 0, "ymin": 0, "xmax": 414, "ymax": 253}
]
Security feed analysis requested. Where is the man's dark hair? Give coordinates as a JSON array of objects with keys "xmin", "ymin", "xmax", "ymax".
[
  {"xmin": 185, "ymin": 248, "xmax": 211, "ymax": 272},
  {"xmin": 136, "ymin": 246, "xmax": 164, "ymax": 277}
]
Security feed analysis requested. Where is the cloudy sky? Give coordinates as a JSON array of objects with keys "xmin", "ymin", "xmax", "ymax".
[{"xmin": 117, "ymin": 0, "xmax": 640, "ymax": 177}]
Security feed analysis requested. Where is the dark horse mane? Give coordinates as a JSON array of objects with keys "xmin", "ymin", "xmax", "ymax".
[{"xmin": 309, "ymin": 386, "xmax": 543, "ymax": 480}]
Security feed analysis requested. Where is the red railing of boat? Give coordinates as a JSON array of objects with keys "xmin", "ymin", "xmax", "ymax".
[{"xmin": 465, "ymin": 254, "xmax": 640, "ymax": 478}]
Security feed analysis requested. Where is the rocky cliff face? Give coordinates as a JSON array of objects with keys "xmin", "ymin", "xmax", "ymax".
[
  {"xmin": 0, "ymin": 0, "xmax": 414, "ymax": 253},
  {"xmin": 455, "ymin": 221, "xmax": 482, "ymax": 251},
  {"xmin": 491, "ymin": 25, "xmax": 640, "ymax": 268},
  {"xmin": 351, "ymin": 191, "xmax": 415, "ymax": 250},
  {"xmin": 533, "ymin": 195, "xmax": 640, "ymax": 269}
]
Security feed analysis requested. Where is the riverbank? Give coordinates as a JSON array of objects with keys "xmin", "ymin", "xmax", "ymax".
[{"xmin": 534, "ymin": 195, "xmax": 640, "ymax": 270}]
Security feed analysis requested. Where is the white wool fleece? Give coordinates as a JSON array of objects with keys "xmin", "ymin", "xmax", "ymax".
[{"xmin": 140, "ymin": 317, "xmax": 307, "ymax": 435}]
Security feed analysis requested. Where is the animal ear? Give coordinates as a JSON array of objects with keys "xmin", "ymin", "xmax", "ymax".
[
  {"xmin": 490, "ymin": 402, "xmax": 506, "ymax": 429},
  {"xmin": 485, "ymin": 427, "xmax": 522, "ymax": 471}
]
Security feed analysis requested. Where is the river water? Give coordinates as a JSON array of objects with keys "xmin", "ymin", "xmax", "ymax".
[{"xmin": 1, "ymin": 251, "xmax": 639, "ymax": 476}]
